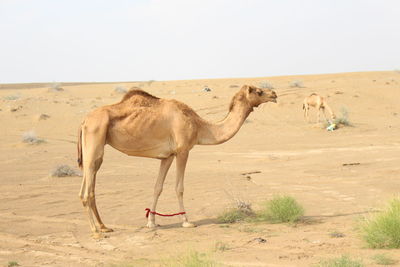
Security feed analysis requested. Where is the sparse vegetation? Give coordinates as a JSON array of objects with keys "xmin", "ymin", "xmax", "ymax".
[
  {"xmin": 256, "ymin": 195, "xmax": 304, "ymax": 223},
  {"xmin": 214, "ymin": 241, "xmax": 231, "ymax": 252},
  {"xmin": 51, "ymin": 165, "xmax": 81, "ymax": 177},
  {"xmin": 163, "ymin": 251, "xmax": 218, "ymax": 267},
  {"xmin": 361, "ymin": 198, "xmax": 400, "ymax": 248},
  {"xmin": 290, "ymin": 80, "xmax": 304, "ymax": 88},
  {"xmin": 217, "ymin": 199, "xmax": 254, "ymax": 223},
  {"xmin": 147, "ymin": 80, "xmax": 156, "ymax": 86},
  {"xmin": 22, "ymin": 130, "xmax": 45, "ymax": 144},
  {"xmin": 317, "ymin": 255, "xmax": 363, "ymax": 267},
  {"xmin": 49, "ymin": 82, "xmax": 63, "ymax": 92},
  {"xmin": 333, "ymin": 107, "xmax": 352, "ymax": 127},
  {"xmin": 114, "ymin": 86, "xmax": 128, "ymax": 94},
  {"xmin": 372, "ymin": 254, "xmax": 397, "ymax": 265},
  {"xmin": 259, "ymin": 81, "xmax": 274, "ymax": 89},
  {"xmin": 329, "ymin": 231, "xmax": 345, "ymax": 238},
  {"xmin": 3, "ymin": 94, "xmax": 21, "ymax": 100},
  {"xmin": 7, "ymin": 261, "xmax": 19, "ymax": 267},
  {"xmin": 217, "ymin": 207, "xmax": 252, "ymax": 224},
  {"xmin": 229, "ymin": 84, "xmax": 239, "ymax": 88}
]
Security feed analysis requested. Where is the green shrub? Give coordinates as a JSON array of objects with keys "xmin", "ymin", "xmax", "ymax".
[
  {"xmin": 372, "ymin": 254, "xmax": 397, "ymax": 265},
  {"xmin": 362, "ymin": 198, "xmax": 400, "ymax": 248},
  {"xmin": 257, "ymin": 195, "xmax": 304, "ymax": 223}
]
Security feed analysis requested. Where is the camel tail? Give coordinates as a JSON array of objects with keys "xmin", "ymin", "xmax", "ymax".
[{"xmin": 77, "ymin": 126, "xmax": 83, "ymax": 169}]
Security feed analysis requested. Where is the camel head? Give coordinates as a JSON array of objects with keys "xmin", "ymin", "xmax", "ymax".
[{"xmin": 242, "ymin": 85, "xmax": 277, "ymax": 108}]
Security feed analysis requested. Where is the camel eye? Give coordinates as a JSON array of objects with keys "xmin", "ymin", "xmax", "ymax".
[{"xmin": 257, "ymin": 91, "xmax": 263, "ymax": 96}]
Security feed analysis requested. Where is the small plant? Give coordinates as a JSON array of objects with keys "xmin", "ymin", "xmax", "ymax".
[
  {"xmin": 217, "ymin": 207, "xmax": 251, "ymax": 224},
  {"xmin": 147, "ymin": 80, "xmax": 156, "ymax": 86},
  {"xmin": 257, "ymin": 195, "xmax": 304, "ymax": 223},
  {"xmin": 290, "ymin": 80, "xmax": 304, "ymax": 88},
  {"xmin": 329, "ymin": 231, "xmax": 345, "ymax": 238},
  {"xmin": 163, "ymin": 250, "xmax": 217, "ymax": 267},
  {"xmin": 361, "ymin": 198, "xmax": 400, "ymax": 248},
  {"xmin": 3, "ymin": 94, "xmax": 21, "ymax": 100},
  {"xmin": 317, "ymin": 255, "xmax": 363, "ymax": 267},
  {"xmin": 49, "ymin": 82, "xmax": 63, "ymax": 92},
  {"xmin": 229, "ymin": 85, "xmax": 239, "ymax": 88},
  {"xmin": 372, "ymin": 254, "xmax": 397, "ymax": 265},
  {"xmin": 217, "ymin": 199, "xmax": 254, "ymax": 223},
  {"xmin": 114, "ymin": 86, "xmax": 127, "ymax": 94},
  {"xmin": 214, "ymin": 241, "xmax": 231, "ymax": 252},
  {"xmin": 259, "ymin": 81, "xmax": 274, "ymax": 89},
  {"xmin": 333, "ymin": 107, "xmax": 352, "ymax": 127},
  {"xmin": 51, "ymin": 165, "xmax": 81, "ymax": 177},
  {"xmin": 8, "ymin": 262, "xmax": 19, "ymax": 267},
  {"xmin": 22, "ymin": 130, "xmax": 45, "ymax": 144}
]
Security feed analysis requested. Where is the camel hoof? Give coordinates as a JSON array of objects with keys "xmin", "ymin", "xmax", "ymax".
[
  {"xmin": 146, "ymin": 222, "xmax": 159, "ymax": 228},
  {"xmin": 100, "ymin": 226, "xmax": 114, "ymax": 233},
  {"xmin": 182, "ymin": 222, "xmax": 196, "ymax": 228},
  {"xmin": 91, "ymin": 232, "xmax": 103, "ymax": 239}
]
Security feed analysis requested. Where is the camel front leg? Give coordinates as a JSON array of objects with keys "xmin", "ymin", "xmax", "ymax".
[
  {"xmin": 175, "ymin": 151, "xmax": 195, "ymax": 228},
  {"xmin": 147, "ymin": 155, "xmax": 174, "ymax": 228}
]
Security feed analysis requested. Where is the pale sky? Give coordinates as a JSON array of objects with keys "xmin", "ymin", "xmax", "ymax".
[{"xmin": 1, "ymin": 0, "xmax": 399, "ymax": 83}]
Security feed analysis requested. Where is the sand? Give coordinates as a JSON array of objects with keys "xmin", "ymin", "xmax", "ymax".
[{"xmin": 0, "ymin": 71, "xmax": 399, "ymax": 266}]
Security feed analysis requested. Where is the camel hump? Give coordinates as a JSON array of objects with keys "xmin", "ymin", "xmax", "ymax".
[{"xmin": 120, "ymin": 88, "xmax": 160, "ymax": 102}]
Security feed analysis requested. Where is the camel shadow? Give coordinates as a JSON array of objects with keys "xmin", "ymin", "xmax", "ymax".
[
  {"xmin": 158, "ymin": 218, "xmax": 219, "ymax": 229},
  {"xmin": 299, "ymin": 210, "xmax": 378, "ymax": 225}
]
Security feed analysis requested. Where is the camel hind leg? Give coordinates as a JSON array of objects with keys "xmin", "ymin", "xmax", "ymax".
[{"xmin": 79, "ymin": 119, "xmax": 111, "ymax": 235}]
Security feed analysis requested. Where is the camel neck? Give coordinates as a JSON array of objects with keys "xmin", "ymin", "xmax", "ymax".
[{"xmin": 197, "ymin": 100, "xmax": 252, "ymax": 145}]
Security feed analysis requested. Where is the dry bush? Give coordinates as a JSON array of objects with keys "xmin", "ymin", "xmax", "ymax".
[
  {"xmin": 114, "ymin": 86, "xmax": 127, "ymax": 94},
  {"xmin": 259, "ymin": 81, "xmax": 274, "ymax": 89},
  {"xmin": 22, "ymin": 131, "xmax": 45, "ymax": 145},
  {"xmin": 51, "ymin": 165, "xmax": 81, "ymax": 177},
  {"xmin": 290, "ymin": 80, "xmax": 304, "ymax": 88},
  {"xmin": 49, "ymin": 82, "xmax": 63, "ymax": 92}
]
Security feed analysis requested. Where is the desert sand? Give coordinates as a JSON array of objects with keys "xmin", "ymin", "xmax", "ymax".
[{"xmin": 0, "ymin": 71, "xmax": 399, "ymax": 266}]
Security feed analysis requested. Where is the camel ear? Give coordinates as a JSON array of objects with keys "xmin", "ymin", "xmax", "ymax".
[{"xmin": 246, "ymin": 85, "xmax": 255, "ymax": 94}]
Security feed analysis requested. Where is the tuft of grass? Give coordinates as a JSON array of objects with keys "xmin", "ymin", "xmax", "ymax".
[
  {"xmin": 372, "ymin": 254, "xmax": 397, "ymax": 265},
  {"xmin": 22, "ymin": 131, "xmax": 45, "ymax": 144},
  {"xmin": 256, "ymin": 195, "xmax": 304, "ymax": 223},
  {"xmin": 163, "ymin": 251, "xmax": 218, "ymax": 267},
  {"xmin": 51, "ymin": 165, "xmax": 81, "ymax": 177},
  {"xmin": 259, "ymin": 81, "xmax": 274, "ymax": 89},
  {"xmin": 49, "ymin": 82, "xmax": 63, "ymax": 92},
  {"xmin": 361, "ymin": 198, "xmax": 400, "ymax": 248},
  {"xmin": 217, "ymin": 208, "xmax": 251, "ymax": 224},
  {"xmin": 8, "ymin": 262, "xmax": 19, "ymax": 267},
  {"xmin": 217, "ymin": 199, "xmax": 254, "ymax": 223},
  {"xmin": 290, "ymin": 80, "xmax": 304, "ymax": 88},
  {"xmin": 214, "ymin": 241, "xmax": 231, "ymax": 252},
  {"xmin": 114, "ymin": 86, "xmax": 127, "ymax": 94},
  {"xmin": 3, "ymin": 94, "xmax": 21, "ymax": 100},
  {"xmin": 317, "ymin": 255, "xmax": 363, "ymax": 267}
]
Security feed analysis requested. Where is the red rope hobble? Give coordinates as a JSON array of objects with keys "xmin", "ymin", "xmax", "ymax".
[{"xmin": 145, "ymin": 208, "xmax": 186, "ymax": 218}]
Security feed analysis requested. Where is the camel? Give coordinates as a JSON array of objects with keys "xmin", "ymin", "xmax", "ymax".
[
  {"xmin": 302, "ymin": 93, "xmax": 336, "ymax": 123},
  {"xmin": 77, "ymin": 85, "xmax": 277, "ymax": 236}
]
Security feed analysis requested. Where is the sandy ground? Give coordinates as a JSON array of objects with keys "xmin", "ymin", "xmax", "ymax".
[{"xmin": 0, "ymin": 71, "xmax": 399, "ymax": 267}]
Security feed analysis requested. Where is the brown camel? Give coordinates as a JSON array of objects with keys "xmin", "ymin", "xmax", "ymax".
[
  {"xmin": 303, "ymin": 93, "xmax": 336, "ymax": 123},
  {"xmin": 77, "ymin": 85, "xmax": 277, "ymax": 235}
]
